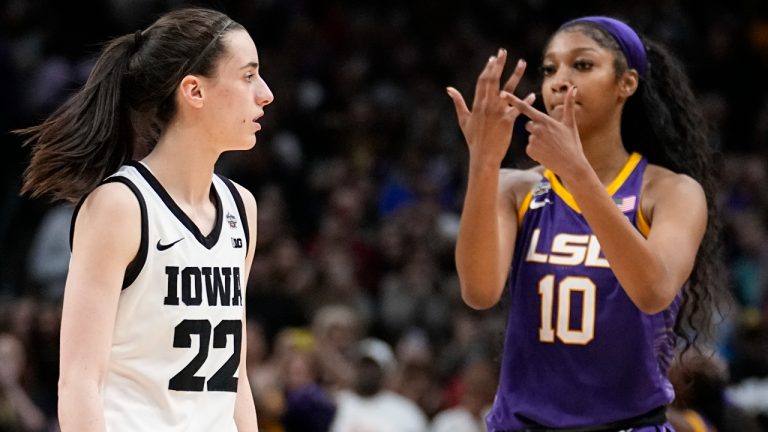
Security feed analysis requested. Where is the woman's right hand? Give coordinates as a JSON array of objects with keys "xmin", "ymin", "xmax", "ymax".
[{"xmin": 447, "ymin": 48, "xmax": 535, "ymax": 166}]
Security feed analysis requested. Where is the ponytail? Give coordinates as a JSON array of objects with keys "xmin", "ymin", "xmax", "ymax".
[
  {"xmin": 18, "ymin": 8, "xmax": 245, "ymax": 203},
  {"xmin": 624, "ymin": 39, "xmax": 728, "ymax": 352},
  {"xmin": 17, "ymin": 33, "xmax": 138, "ymax": 202}
]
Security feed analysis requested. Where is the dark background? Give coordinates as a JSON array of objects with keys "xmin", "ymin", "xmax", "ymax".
[{"xmin": 1, "ymin": 0, "xmax": 767, "ymax": 430}]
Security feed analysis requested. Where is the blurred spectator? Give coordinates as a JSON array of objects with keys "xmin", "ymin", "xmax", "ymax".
[
  {"xmin": 0, "ymin": 332, "xmax": 47, "ymax": 432},
  {"xmin": 26, "ymin": 203, "xmax": 73, "ymax": 301},
  {"xmin": 378, "ymin": 246, "xmax": 446, "ymax": 341},
  {"xmin": 668, "ymin": 350, "xmax": 762, "ymax": 432},
  {"xmin": 249, "ymin": 323, "xmax": 288, "ymax": 432},
  {"xmin": 725, "ymin": 318, "xmax": 768, "ymax": 429},
  {"xmin": 281, "ymin": 347, "xmax": 336, "ymax": 432},
  {"xmin": 728, "ymin": 316, "xmax": 768, "ymax": 383},
  {"xmin": 430, "ymin": 357, "xmax": 497, "ymax": 432},
  {"xmin": 330, "ymin": 338, "xmax": 427, "ymax": 432},
  {"xmin": 391, "ymin": 329, "xmax": 444, "ymax": 418},
  {"xmin": 726, "ymin": 377, "xmax": 768, "ymax": 430},
  {"xmin": 250, "ymin": 324, "xmax": 336, "ymax": 432},
  {"xmin": 311, "ymin": 303, "xmax": 360, "ymax": 391}
]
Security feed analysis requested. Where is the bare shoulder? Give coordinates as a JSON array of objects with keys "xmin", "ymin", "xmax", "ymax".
[
  {"xmin": 499, "ymin": 165, "xmax": 545, "ymax": 203},
  {"xmin": 643, "ymin": 164, "xmax": 705, "ymax": 200},
  {"xmin": 72, "ymin": 181, "xmax": 142, "ymax": 263},
  {"xmin": 642, "ymin": 164, "xmax": 706, "ymax": 222},
  {"xmin": 79, "ymin": 181, "xmax": 141, "ymax": 224}
]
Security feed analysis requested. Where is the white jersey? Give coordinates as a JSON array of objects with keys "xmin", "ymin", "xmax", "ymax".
[{"xmin": 72, "ymin": 162, "xmax": 250, "ymax": 432}]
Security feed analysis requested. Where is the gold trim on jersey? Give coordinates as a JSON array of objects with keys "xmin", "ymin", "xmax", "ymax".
[
  {"xmin": 518, "ymin": 190, "xmax": 534, "ymax": 224},
  {"xmin": 682, "ymin": 409, "xmax": 709, "ymax": 432},
  {"xmin": 637, "ymin": 201, "xmax": 651, "ymax": 237},
  {"xmin": 543, "ymin": 152, "xmax": 642, "ymax": 214}
]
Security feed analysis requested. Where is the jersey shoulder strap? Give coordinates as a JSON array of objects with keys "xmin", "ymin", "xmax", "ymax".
[{"xmin": 217, "ymin": 175, "xmax": 250, "ymax": 250}]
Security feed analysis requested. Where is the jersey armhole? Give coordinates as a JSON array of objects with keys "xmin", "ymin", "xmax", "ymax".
[
  {"xmin": 637, "ymin": 198, "xmax": 651, "ymax": 238},
  {"xmin": 218, "ymin": 176, "xmax": 250, "ymax": 251},
  {"xmin": 69, "ymin": 177, "xmax": 148, "ymax": 289},
  {"xmin": 517, "ymin": 190, "xmax": 534, "ymax": 224}
]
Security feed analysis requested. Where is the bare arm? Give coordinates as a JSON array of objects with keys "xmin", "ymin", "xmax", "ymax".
[
  {"xmin": 448, "ymin": 48, "xmax": 534, "ymax": 309},
  {"xmin": 233, "ymin": 183, "xmax": 259, "ymax": 431},
  {"xmin": 456, "ymin": 169, "xmax": 533, "ymax": 309},
  {"xmin": 562, "ymin": 165, "xmax": 706, "ymax": 313},
  {"xmin": 58, "ymin": 183, "xmax": 141, "ymax": 432},
  {"xmin": 506, "ymin": 88, "xmax": 707, "ymax": 314}
]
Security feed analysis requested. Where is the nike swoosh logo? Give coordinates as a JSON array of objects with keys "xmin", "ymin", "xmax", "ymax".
[
  {"xmin": 529, "ymin": 199, "xmax": 551, "ymax": 210},
  {"xmin": 157, "ymin": 238, "xmax": 184, "ymax": 251}
]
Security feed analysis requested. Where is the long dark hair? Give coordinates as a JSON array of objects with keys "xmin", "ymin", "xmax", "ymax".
[
  {"xmin": 16, "ymin": 7, "xmax": 244, "ymax": 203},
  {"xmin": 555, "ymin": 21, "xmax": 727, "ymax": 352}
]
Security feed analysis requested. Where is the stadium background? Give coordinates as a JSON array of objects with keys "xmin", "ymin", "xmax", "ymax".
[{"xmin": 0, "ymin": 0, "xmax": 767, "ymax": 430}]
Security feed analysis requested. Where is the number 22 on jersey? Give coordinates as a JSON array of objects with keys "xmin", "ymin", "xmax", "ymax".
[{"xmin": 169, "ymin": 319, "xmax": 242, "ymax": 392}]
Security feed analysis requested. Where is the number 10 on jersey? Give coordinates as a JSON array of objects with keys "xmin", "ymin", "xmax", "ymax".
[{"xmin": 538, "ymin": 275, "xmax": 596, "ymax": 345}]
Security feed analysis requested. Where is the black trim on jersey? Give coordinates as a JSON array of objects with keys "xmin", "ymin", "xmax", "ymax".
[
  {"xmin": 129, "ymin": 161, "xmax": 223, "ymax": 250},
  {"xmin": 218, "ymin": 176, "xmax": 250, "ymax": 251},
  {"xmin": 69, "ymin": 176, "xmax": 149, "ymax": 290},
  {"xmin": 69, "ymin": 194, "xmax": 88, "ymax": 252},
  {"xmin": 521, "ymin": 406, "xmax": 667, "ymax": 432}
]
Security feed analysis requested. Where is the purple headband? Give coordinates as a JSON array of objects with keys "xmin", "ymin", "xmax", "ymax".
[{"xmin": 560, "ymin": 16, "xmax": 647, "ymax": 77}]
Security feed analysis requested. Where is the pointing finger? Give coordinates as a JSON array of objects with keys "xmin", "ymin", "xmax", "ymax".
[
  {"xmin": 501, "ymin": 91, "xmax": 550, "ymax": 124},
  {"xmin": 523, "ymin": 92, "xmax": 536, "ymax": 106},
  {"xmin": 563, "ymin": 86, "xmax": 578, "ymax": 129},
  {"xmin": 502, "ymin": 91, "xmax": 536, "ymax": 123}
]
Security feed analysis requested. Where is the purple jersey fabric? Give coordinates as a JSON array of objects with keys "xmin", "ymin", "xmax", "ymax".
[{"xmin": 486, "ymin": 154, "xmax": 680, "ymax": 431}]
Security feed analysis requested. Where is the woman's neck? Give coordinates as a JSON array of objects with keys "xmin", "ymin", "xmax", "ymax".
[
  {"xmin": 580, "ymin": 124, "xmax": 630, "ymax": 187},
  {"xmin": 141, "ymin": 129, "xmax": 220, "ymax": 207}
]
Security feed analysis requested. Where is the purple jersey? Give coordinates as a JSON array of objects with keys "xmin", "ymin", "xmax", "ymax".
[{"xmin": 486, "ymin": 153, "xmax": 680, "ymax": 431}]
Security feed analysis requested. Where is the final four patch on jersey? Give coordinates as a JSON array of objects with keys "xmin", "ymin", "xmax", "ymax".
[
  {"xmin": 532, "ymin": 180, "xmax": 551, "ymax": 197},
  {"xmin": 226, "ymin": 212, "xmax": 238, "ymax": 229}
]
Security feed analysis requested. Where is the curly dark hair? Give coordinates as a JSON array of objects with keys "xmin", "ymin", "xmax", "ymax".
[{"xmin": 555, "ymin": 21, "xmax": 729, "ymax": 353}]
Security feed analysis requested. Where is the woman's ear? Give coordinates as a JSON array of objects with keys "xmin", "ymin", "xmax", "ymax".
[
  {"xmin": 177, "ymin": 75, "xmax": 205, "ymax": 109},
  {"xmin": 619, "ymin": 70, "xmax": 639, "ymax": 100}
]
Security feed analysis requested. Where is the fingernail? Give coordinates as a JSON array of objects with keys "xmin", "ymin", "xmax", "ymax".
[{"xmin": 518, "ymin": 59, "xmax": 526, "ymax": 67}]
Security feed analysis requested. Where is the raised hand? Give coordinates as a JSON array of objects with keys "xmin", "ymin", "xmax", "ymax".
[
  {"xmin": 447, "ymin": 48, "xmax": 535, "ymax": 167},
  {"xmin": 502, "ymin": 86, "xmax": 588, "ymax": 180}
]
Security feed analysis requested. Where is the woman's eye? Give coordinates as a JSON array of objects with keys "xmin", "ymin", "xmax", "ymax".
[
  {"xmin": 245, "ymin": 73, "xmax": 254, "ymax": 82},
  {"xmin": 540, "ymin": 65, "xmax": 556, "ymax": 76},
  {"xmin": 574, "ymin": 60, "xmax": 593, "ymax": 71}
]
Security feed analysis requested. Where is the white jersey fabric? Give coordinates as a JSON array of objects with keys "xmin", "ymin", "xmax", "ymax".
[{"xmin": 72, "ymin": 162, "xmax": 250, "ymax": 432}]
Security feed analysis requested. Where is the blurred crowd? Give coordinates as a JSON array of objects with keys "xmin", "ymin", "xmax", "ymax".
[{"xmin": 1, "ymin": 0, "xmax": 767, "ymax": 431}]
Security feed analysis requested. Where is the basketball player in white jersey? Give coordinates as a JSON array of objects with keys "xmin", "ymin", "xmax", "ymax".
[{"xmin": 16, "ymin": 7, "xmax": 273, "ymax": 431}]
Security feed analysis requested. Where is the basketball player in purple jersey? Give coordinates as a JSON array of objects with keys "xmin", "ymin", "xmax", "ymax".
[{"xmin": 447, "ymin": 16, "xmax": 724, "ymax": 431}]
